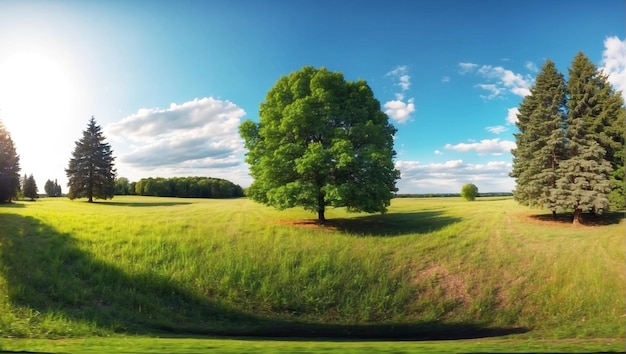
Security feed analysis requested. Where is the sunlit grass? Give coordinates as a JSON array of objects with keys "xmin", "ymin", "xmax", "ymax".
[{"xmin": 0, "ymin": 195, "xmax": 623, "ymax": 351}]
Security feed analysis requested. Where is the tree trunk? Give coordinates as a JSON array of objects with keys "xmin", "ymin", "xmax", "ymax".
[
  {"xmin": 552, "ymin": 210, "xmax": 556, "ymax": 220},
  {"xmin": 572, "ymin": 208, "xmax": 582, "ymax": 225},
  {"xmin": 317, "ymin": 191, "xmax": 326, "ymax": 223},
  {"xmin": 88, "ymin": 195, "xmax": 93, "ymax": 203},
  {"xmin": 318, "ymin": 209, "xmax": 325, "ymax": 223}
]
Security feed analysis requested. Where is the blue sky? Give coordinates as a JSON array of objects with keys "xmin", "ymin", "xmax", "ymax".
[{"xmin": 0, "ymin": 0, "xmax": 624, "ymax": 194}]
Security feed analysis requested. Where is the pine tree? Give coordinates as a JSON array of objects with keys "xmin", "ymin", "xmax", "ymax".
[
  {"xmin": 23, "ymin": 174, "xmax": 38, "ymax": 201},
  {"xmin": 66, "ymin": 116, "xmax": 116, "ymax": 202},
  {"xmin": 510, "ymin": 60, "xmax": 567, "ymax": 217},
  {"xmin": 551, "ymin": 53, "xmax": 614, "ymax": 224},
  {"xmin": 54, "ymin": 179, "xmax": 62, "ymax": 197},
  {"xmin": 0, "ymin": 120, "xmax": 20, "ymax": 203},
  {"xmin": 568, "ymin": 52, "xmax": 624, "ymax": 209}
]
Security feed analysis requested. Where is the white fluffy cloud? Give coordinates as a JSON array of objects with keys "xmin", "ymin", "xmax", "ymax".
[
  {"xmin": 384, "ymin": 66, "xmax": 415, "ymax": 124},
  {"xmin": 601, "ymin": 36, "xmax": 626, "ymax": 97},
  {"xmin": 444, "ymin": 138, "xmax": 516, "ymax": 155},
  {"xmin": 458, "ymin": 62, "xmax": 532, "ymax": 99},
  {"xmin": 395, "ymin": 159, "xmax": 514, "ymax": 193},
  {"xmin": 384, "ymin": 98, "xmax": 415, "ymax": 124},
  {"xmin": 506, "ymin": 107, "xmax": 520, "ymax": 125},
  {"xmin": 476, "ymin": 84, "xmax": 504, "ymax": 100},
  {"xmin": 106, "ymin": 97, "xmax": 249, "ymax": 185}
]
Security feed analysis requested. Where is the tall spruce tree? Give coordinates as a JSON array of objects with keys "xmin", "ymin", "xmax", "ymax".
[
  {"xmin": 66, "ymin": 116, "xmax": 116, "ymax": 202},
  {"xmin": 569, "ymin": 53, "xmax": 625, "ymax": 209},
  {"xmin": 23, "ymin": 174, "xmax": 38, "ymax": 201},
  {"xmin": 510, "ymin": 60, "xmax": 567, "ymax": 217},
  {"xmin": 551, "ymin": 53, "xmax": 614, "ymax": 224},
  {"xmin": 0, "ymin": 120, "xmax": 20, "ymax": 202}
]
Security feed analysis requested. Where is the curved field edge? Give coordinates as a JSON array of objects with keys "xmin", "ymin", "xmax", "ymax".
[
  {"xmin": 0, "ymin": 337, "xmax": 623, "ymax": 353},
  {"xmin": 0, "ymin": 196, "xmax": 623, "ymax": 341}
]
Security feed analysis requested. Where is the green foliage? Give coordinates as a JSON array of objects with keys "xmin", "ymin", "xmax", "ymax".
[
  {"xmin": 43, "ymin": 179, "xmax": 62, "ymax": 197},
  {"xmin": 114, "ymin": 177, "xmax": 131, "ymax": 195},
  {"xmin": 568, "ymin": 53, "xmax": 624, "ymax": 209},
  {"xmin": 510, "ymin": 60, "xmax": 567, "ymax": 210},
  {"xmin": 549, "ymin": 53, "xmax": 615, "ymax": 223},
  {"xmin": 0, "ymin": 120, "xmax": 20, "ymax": 203},
  {"xmin": 133, "ymin": 176, "xmax": 243, "ymax": 198},
  {"xmin": 65, "ymin": 117, "xmax": 116, "ymax": 202},
  {"xmin": 240, "ymin": 66, "xmax": 400, "ymax": 221},
  {"xmin": 460, "ymin": 183, "xmax": 478, "ymax": 201},
  {"xmin": 511, "ymin": 53, "xmax": 623, "ymax": 221},
  {"xmin": 22, "ymin": 174, "xmax": 38, "ymax": 201}
]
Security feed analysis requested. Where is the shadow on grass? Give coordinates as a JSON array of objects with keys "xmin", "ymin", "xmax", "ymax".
[
  {"xmin": 530, "ymin": 211, "xmax": 624, "ymax": 226},
  {"xmin": 286, "ymin": 210, "xmax": 462, "ymax": 237},
  {"xmin": 0, "ymin": 214, "xmax": 525, "ymax": 340},
  {"xmin": 0, "ymin": 201, "xmax": 25, "ymax": 208}
]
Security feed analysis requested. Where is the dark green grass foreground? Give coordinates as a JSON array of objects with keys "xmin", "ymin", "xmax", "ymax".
[{"xmin": 0, "ymin": 196, "xmax": 623, "ymax": 353}]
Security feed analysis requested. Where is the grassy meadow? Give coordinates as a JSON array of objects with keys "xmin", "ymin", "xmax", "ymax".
[{"xmin": 0, "ymin": 196, "xmax": 623, "ymax": 353}]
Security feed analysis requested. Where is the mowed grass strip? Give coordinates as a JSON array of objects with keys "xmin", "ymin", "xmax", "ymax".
[
  {"xmin": 1, "ymin": 336, "xmax": 623, "ymax": 354},
  {"xmin": 0, "ymin": 196, "xmax": 623, "ymax": 342}
]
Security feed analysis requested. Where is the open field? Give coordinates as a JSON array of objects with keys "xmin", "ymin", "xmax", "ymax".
[{"xmin": 0, "ymin": 196, "xmax": 623, "ymax": 353}]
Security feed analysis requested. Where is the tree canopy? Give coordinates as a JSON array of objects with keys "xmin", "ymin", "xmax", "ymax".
[
  {"xmin": 0, "ymin": 120, "xmax": 20, "ymax": 203},
  {"xmin": 66, "ymin": 116, "xmax": 116, "ymax": 202},
  {"xmin": 44, "ymin": 179, "xmax": 63, "ymax": 197},
  {"xmin": 22, "ymin": 174, "xmax": 38, "ymax": 201},
  {"xmin": 551, "ymin": 52, "xmax": 615, "ymax": 224},
  {"xmin": 461, "ymin": 183, "xmax": 479, "ymax": 201},
  {"xmin": 133, "ymin": 176, "xmax": 244, "ymax": 198},
  {"xmin": 511, "ymin": 53, "xmax": 621, "ymax": 224},
  {"xmin": 240, "ymin": 66, "xmax": 400, "ymax": 221},
  {"xmin": 510, "ymin": 60, "xmax": 567, "ymax": 217}
]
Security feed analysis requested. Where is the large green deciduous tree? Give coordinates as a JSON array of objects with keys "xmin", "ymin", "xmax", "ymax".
[
  {"xmin": 510, "ymin": 60, "xmax": 567, "ymax": 218},
  {"xmin": 240, "ymin": 66, "xmax": 400, "ymax": 222},
  {"xmin": 0, "ymin": 120, "xmax": 20, "ymax": 203},
  {"xmin": 66, "ymin": 116, "xmax": 116, "ymax": 202}
]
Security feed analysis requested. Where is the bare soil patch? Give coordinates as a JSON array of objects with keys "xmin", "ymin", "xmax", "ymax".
[
  {"xmin": 523, "ymin": 211, "xmax": 624, "ymax": 226},
  {"xmin": 414, "ymin": 263, "xmax": 470, "ymax": 305}
]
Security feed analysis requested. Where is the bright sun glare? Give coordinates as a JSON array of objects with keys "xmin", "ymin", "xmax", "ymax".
[{"xmin": 0, "ymin": 49, "xmax": 74, "ymax": 131}]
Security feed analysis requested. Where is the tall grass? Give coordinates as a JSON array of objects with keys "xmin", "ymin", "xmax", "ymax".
[{"xmin": 0, "ymin": 196, "xmax": 623, "ymax": 339}]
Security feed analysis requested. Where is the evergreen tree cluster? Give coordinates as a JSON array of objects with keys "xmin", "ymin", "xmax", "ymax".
[
  {"xmin": 22, "ymin": 174, "xmax": 38, "ymax": 200},
  {"xmin": 510, "ymin": 53, "xmax": 624, "ymax": 223},
  {"xmin": 44, "ymin": 179, "xmax": 63, "ymax": 197},
  {"xmin": 133, "ymin": 176, "xmax": 244, "ymax": 198}
]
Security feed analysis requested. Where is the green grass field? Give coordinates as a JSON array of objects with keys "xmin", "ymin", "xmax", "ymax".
[{"xmin": 0, "ymin": 196, "xmax": 623, "ymax": 353}]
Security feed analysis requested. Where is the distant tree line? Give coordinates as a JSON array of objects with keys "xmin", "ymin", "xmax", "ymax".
[
  {"xmin": 394, "ymin": 192, "xmax": 513, "ymax": 198},
  {"xmin": 115, "ymin": 176, "xmax": 244, "ymax": 199}
]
